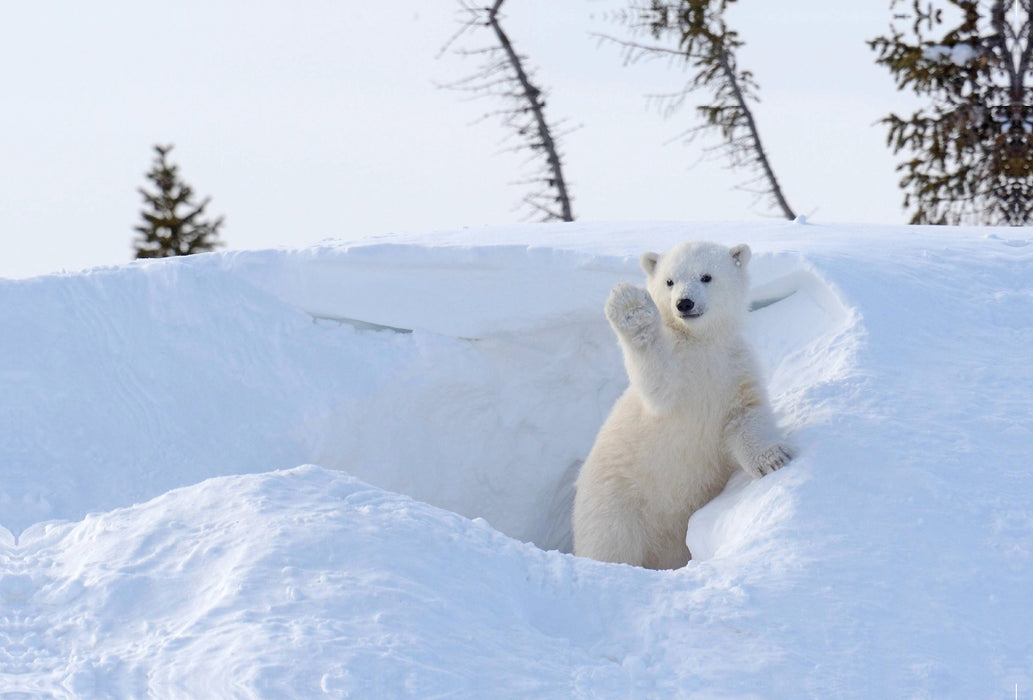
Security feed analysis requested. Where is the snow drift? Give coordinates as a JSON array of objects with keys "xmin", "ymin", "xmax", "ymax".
[{"xmin": 1, "ymin": 221, "xmax": 1031, "ymax": 697}]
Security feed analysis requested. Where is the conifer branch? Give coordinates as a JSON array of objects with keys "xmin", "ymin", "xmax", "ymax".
[
  {"xmin": 601, "ymin": 1, "xmax": 796, "ymax": 220},
  {"xmin": 870, "ymin": 0, "xmax": 1033, "ymax": 225}
]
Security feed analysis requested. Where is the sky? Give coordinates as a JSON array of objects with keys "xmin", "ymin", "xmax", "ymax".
[{"xmin": 0, "ymin": 1, "xmax": 917, "ymax": 279}]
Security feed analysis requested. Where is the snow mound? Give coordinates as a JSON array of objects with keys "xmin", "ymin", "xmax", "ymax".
[
  {"xmin": 0, "ymin": 226, "xmax": 852, "ymax": 560},
  {"xmin": 3, "ymin": 220, "xmax": 1032, "ymax": 696},
  {"xmin": 1, "ymin": 467, "xmax": 611, "ymax": 696}
]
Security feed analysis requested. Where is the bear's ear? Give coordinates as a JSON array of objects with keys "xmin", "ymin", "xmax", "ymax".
[
  {"xmin": 640, "ymin": 252, "xmax": 660, "ymax": 277},
  {"xmin": 730, "ymin": 244, "xmax": 751, "ymax": 268}
]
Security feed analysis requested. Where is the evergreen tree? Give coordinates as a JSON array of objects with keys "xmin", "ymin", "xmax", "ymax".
[
  {"xmin": 870, "ymin": 0, "xmax": 1033, "ymax": 225},
  {"xmin": 133, "ymin": 144, "xmax": 225, "ymax": 258}
]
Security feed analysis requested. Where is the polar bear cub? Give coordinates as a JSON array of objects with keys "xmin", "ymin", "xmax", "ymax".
[{"xmin": 572, "ymin": 241, "xmax": 792, "ymax": 569}]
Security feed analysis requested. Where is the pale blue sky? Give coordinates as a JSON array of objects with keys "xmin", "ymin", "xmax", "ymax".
[{"xmin": 1, "ymin": 1, "xmax": 914, "ymax": 278}]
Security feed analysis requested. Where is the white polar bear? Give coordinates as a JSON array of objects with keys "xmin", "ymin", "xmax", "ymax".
[{"xmin": 572, "ymin": 241, "xmax": 792, "ymax": 569}]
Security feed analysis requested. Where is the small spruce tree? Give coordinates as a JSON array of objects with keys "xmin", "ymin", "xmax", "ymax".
[{"xmin": 133, "ymin": 144, "xmax": 225, "ymax": 258}]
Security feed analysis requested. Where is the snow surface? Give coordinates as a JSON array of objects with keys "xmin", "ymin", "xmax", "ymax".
[{"xmin": 1, "ymin": 220, "xmax": 1032, "ymax": 697}]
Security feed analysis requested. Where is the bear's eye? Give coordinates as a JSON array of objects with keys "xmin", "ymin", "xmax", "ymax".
[
  {"xmin": 665, "ymin": 279, "xmax": 674, "ymax": 288},
  {"xmin": 701, "ymin": 274, "xmax": 712, "ymax": 284}
]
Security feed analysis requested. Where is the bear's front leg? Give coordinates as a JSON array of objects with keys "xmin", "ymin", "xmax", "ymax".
[
  {"xmin": 724, "ymin": 377, "xmax": 795, "ymax": 478},
  {"xmin": 605, "ymin": 283, "xmax": 682, "ymax": 415},
  {"xmin": 605, "ymin": 282, "xmax": 660, "ymax": 348},
  {"xmin": 727, "ymin": 415, "xmax": 795, "ymax": 478}
]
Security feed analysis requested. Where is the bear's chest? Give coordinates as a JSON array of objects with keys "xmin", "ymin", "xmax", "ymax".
[
  {"xmin": 636, "ymin": 406, "xmax": 735, "ymax": 516},
  {"xmin": 667, "ymin": 348, "xmax": 737, "ymax": 416}
]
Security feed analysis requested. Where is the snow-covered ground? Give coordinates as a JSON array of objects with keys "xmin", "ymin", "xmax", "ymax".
[{"xmin": 1, "ymin": 220, "xmax": 1031, "ymax": 697}]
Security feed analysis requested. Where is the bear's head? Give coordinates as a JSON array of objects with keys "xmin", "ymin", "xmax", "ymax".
[{"xmin": 641, "ymin": 241, "xmax": 751, "ymax": 336}]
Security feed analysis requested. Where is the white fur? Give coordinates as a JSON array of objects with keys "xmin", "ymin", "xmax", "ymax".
[{"xmin": 572, "ymin": 241, "xmax": 792, "ymax": 569}]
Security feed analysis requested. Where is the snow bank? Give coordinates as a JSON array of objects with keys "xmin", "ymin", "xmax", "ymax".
[
  {"xmin": 2, "ymin": 220, "xmax": 1032, "ymax": 697},
  {"xmin": 4, "ymin": 467, "xmax": 632, "ymax": 697},
  {"xmin": 0, "ymin": 223, "xmax": 850, "ymax": 553}
]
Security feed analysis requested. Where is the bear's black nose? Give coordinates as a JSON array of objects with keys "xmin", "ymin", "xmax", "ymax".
[{"xmin": 676, "ymin": 298, "xmax": 695, "ymax": 313}]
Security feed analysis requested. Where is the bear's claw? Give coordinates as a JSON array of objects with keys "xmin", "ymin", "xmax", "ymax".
[{"xmin": 749, "ymin": 443, "xmax": 794, "ymax": 478}]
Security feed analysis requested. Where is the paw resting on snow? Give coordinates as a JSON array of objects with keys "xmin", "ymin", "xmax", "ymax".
[
  {"xmin": 605, "ymin": 282, "xmax": 657, "ymax": 334},
  {"xmin": 745, "ymin": 443, "xmax": 794, "ymax": 479}
]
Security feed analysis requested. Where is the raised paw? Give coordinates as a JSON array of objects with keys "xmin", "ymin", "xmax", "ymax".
[
  {"xmin": 605, "ymin": 283, "xmax": 657, "ymax": 334},
  {"xmin": 747, "ymin": 443, "xmax": 795, "ymax": 478}
]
